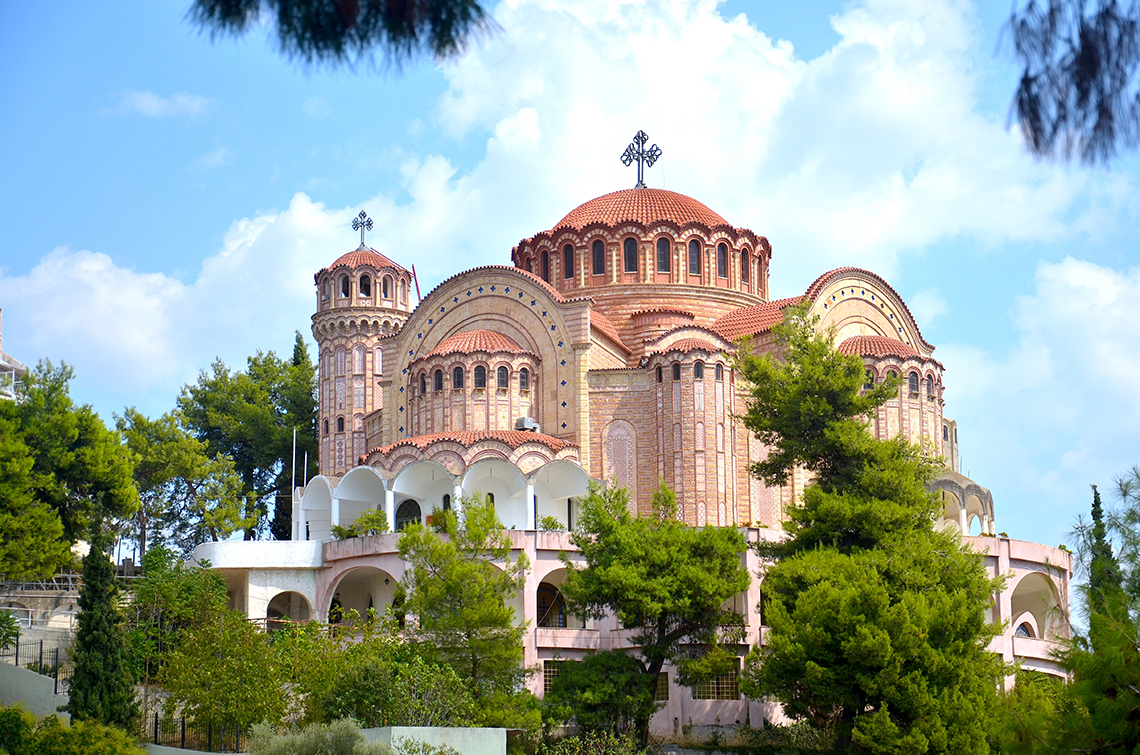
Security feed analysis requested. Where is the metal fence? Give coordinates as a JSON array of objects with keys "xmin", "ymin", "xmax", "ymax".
[
  {"xmin": 144, "ymin": 714, "xmax": 249, "ymax": 753},
  {"xmin": 0, "ymin": 638, "xmax": 71, "ymax": 694}
]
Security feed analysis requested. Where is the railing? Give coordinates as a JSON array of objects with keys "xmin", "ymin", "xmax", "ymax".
[
  {"xmin": 144, "ymin": 714, "xmax": 248, "ymax": 753},
  {"xmin": 0, "ymin": 638, "xmax": 72, "ymax": 694},
  {"xmin": 0, "ymin": 573, "xmax": 82, "ymax": 592}
]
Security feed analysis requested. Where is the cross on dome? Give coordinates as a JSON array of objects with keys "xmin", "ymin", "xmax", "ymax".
[
  {"xmin": 352, "ymin": 210, "xmax": 374, "ymax": 249},
  {"xmin": 620, "ymin": 130, "xmax": 662, "ymax": 189}
]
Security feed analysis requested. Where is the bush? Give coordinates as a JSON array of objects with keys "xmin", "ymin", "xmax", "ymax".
[
  {"xmin": 392, "ymin": 738, "xmax": 461, "ymax": 755},
  {"xmin": 543, "ymin": 652, "xmax": 658, "ymax": 738},
  {"xmin": 0, "ymin": 706, "xmax": 147, "ymax": 755},
  {"xmin": 539, "ymin": 731, "xmax": 646, "ymax": 755},
  {"xmin": 332, "ymin": 509, "xmax": 390, "ymax": 539},
  {"xmin": 0, "ymin": 610, "xmax": 18, "ymax": 651},
  {"xmin": 249, "ymin": 719, "xmax": 392, "ymax": 755}
]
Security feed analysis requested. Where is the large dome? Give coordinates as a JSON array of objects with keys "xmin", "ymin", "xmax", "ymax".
[{"xmin": 553, "ymin": 188, "xmax": 728, "ymax": 230}]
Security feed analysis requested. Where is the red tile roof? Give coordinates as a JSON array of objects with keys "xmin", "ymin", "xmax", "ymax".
[
  {"xmin": 837, "ymin": 335, "xmax": 921, "ymax": 360},
  {"xmin": 322, "ymin": 247, "xmax": 407, "ymax": 273},
  {"xmin": 427, "ymin": 330, "xmax": 530, "ymax": 358},
  {"xmin": 590, "ymin": 310, "xmax": 629, "ymax": 351},
  {"xmin": 370, "ymin": 430, "xmax": 578, "ymax": 457},
  {"xmin": 651, "ymin": 338, "xmax": 727, "ymax": 355},
  {"xmin": 554, "ymin": 189, "xmax": 729, "ymax": 231},
  {"xmin": 713, "ymin": 297, "xmax": 804, "ymax": 339}
]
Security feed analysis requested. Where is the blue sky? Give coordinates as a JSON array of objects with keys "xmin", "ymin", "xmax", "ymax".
[{"xmin": 2, "ymin": 0, "xmax": 1138, "ymax": 551}]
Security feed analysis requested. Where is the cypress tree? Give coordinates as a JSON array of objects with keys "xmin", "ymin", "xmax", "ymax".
[
  {"xmin": 1087, "ymin": 484, "xmax": 1124, "ymax": 614},
  {"xmin": 68, "ymin": 521, "xmax": 139, "ymax": 728}
]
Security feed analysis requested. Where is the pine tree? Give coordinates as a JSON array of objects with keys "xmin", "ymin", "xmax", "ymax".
[{"xmin": 68, "ymin": 521, "xmax": 139, "ymax": 729}]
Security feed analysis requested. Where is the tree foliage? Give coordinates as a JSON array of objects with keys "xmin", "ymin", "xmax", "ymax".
[
  {"xmin": 0, "ymin": 706, "xmax": 147, "ymax": 755},
  {"xmin": 249, "ymin": 718, "xmax": 393, "ymax": 755},
  {"xmin": 544, "ymin": 651, "xmax": 659, "ymax": 739},
  {"xmin": 559, "ymin": 481, "xmax": 749, "ymax": 745},
  {"xmin": 189, "ymin": 0, "xmax": 494, "ymax": 70},
  {"xmin": 1008, "ymin": 0, "xmax": 1140, "ymax": 163},
  {"xmin": 67, "ymin": 524, "xmax": 140, "ymax": 730},
  {"xmin": 736, "ymin": 305, "xmax": 1002, "ymax": 754},
  {"xmin": 177, "ymin": 334, "xmax": 317, "ymax": 541},
  {"xmin": 332, "ymin": 508, "xmax": 390, "ymax": 539},
  {"xmin": 397, "ymin": 494, "xmax": 528, "ymax": 701}
]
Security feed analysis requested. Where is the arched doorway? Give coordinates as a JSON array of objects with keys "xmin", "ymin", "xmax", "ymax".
[
  {"xmin": 395, "ymin": 499, "xmax": 422, "ymax": 531},
  {"xmin": 267, "ymin": 591, "xmax": 312, "ymax": 626},
  {"xmin": 327, "ymin": 567, "xmax": 399, "ymax": 624},
  {"xmin": 535, "ymin": 568, "xmax": 585, "ymax": 629},
  {"xmin": 1010, "ymin": 572, "xmax": 1065, "ymax": 641}
]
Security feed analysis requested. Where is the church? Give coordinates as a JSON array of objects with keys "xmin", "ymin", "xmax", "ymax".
[{"xmin": 193, "ymin": 142, "xmax": 1071, "ymax": 734}]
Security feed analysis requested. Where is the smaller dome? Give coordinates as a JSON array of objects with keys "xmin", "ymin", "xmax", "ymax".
[
  {"xmin": 838, "ymin": 335, "xmax": 920, "ymax": 360},
  {"xmin": 554, "ymin": 188, "xmax": 729, "ymax": 230},
  {"xmin": 322, "ymin": 248, "xmax": 406, "ymax": 273},
  {"xmin": 428, "ymin": 330, "xmax": 530, "ymax": 358},
  {"xmin": 652, "ymin": 338, "xmax": 726, "ymax": 356}
]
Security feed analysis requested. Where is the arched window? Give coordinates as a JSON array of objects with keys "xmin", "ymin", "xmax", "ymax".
[
  {"xmin": 592, "ymin": 240, "xmax": 605, "ymax": 275},
  {"xmin": 419, "ymin": 373, "xmax": 427, "ymax": 395},
  {"xmin": 563, "ymin": 245, "xmax": 574, "ymax": 279},
  {"xmin": 497, "ymin": 366, "xmax": 509, "ymax": 389},
  {"xmin": 321, "ymin": 280, "xmax": 330, "ymax": 301},
  {"xmin": 925, "ymin": 377, "xmax": 934, "ymax": 396},
  {"xmin": 359, "ymin": 275, "xmax": 372, "ymax": 297},
  {"xmin": 541, "ymin": 251, "xmax": 550, "ymax": 282},
  {"xmin": 452, "ymin": 366, "xmax": 465, "ymax": 389},
  {"xmin": 943, "ymin": 425, "xmax": 949, "ymax": 441},
  {"xmin": 474, "ymin": 365, "xmax": 486, "ymax": 388},
  {"xmin": 487, "ymin": 493, "xmax": 495, "ymax": 504},
  {"xmin": 624, "ymin": 238, "xmax": 638, "ymax": 273},
  {"xmin": 688, "ymin": 239, "xmax": 701, "ymax": 275},
  {"xmin": 323, "ymin": 419, "xmax": 329, "ymax": 435},
  {"xmin": 340, "ymin": 275, "xmax": 350, "ymax": 297},
  {"xmin": 336, "ymin": 416, "xmax": 345, "ymax": 432},
  {"xmin": 864, "ymin": 370, "xmax": 874, "ymax": 389},
  {"xmin": 672, "ymin": 363, "xmax": 681, "ymax": 381},
  {"xmin": 537, "ymin": 583, "xmax": 567, "ymax": 628},
  {"xmin": 887, "ymin": 369, "xmax": 898, "ymax": 382},
  {"xmin": 694, "ymin": 361, "xmax": 704, "ymax": 380},
  {"xmin": 656, "ymin": 365, "xmax": 663, "ymax": 383},
  {"xmin": 715, "ymin": 363, "xmax": 724, "ymax": 381},
  {"xmin": 399, "ymin": 279, "xmax": 406, "ymax": 304},
  {"xmin": 741, "ymin": 250, "xmax": 749, "ymax": 282},
  {"xmin": 442, "ymin": 494, "xmax": 451, "ymax": 512},
  {"xmin": 656, "ymin": 238, "xmax": 671, "ymax": 273},
  {"xmin": 519, "ymin": 368, "xmax": 530, "ymax": 391},
  {"xmin": 395, "ymin": 500, "xmax": 421, "ymax": 531},
  {"xmin": 717, "ymin": 244, "xmax": 728, "ymax": 278},
  {"xmin": 1015, "ymin": 622, "xmax": 1034, "ymax": 638},
  {"xmin": 908, "ymin": 371, "xmax": 919, "ymax": 394},
  {"xmin": 382, "ymin": 275, "xmax": 392, "ymax": 299},
  {"xmin": 433, "ymin": 369, "xmax": 444, "ymax": 392}
]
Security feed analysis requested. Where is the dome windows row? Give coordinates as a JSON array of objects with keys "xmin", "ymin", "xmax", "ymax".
[
  {"xmin": 413, "ymin": 365, "xmax": 533, "ymax": 396},
  {"xmin": 655, "ymin": 360, "xmax": 727, "ymax": 383},
  {"xmin": 863, "ymin": 367, "xmax": 942, "ymax": 398},
  {"xmin": 320, "ymin": 272, "xmax": 408, "ymax": 307}
]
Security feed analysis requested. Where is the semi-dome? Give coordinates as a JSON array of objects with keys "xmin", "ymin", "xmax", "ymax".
[
  {"xmin": 837, "ymin": 335, "xmax": 921, "ymax": 360},
  {"xmin": 321, "ymin": 248, "xmax": 406, "ymax": 273},
  {"xmin": 427, "ymin": 329, "xmax": 531, "ymax": 358},
  {"xmin": 553, "ymin": 188, "xmax": 729, "ymax": 231}
]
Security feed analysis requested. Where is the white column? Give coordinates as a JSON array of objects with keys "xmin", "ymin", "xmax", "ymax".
[
  {"xmin": 297, "ymin": 498, "xmax": 308, "ymax": 541},
  {"xmin": 331, "ymin": 497, "xmax": 340, "ymax": 528},
  {"xmin": 292, "ymin": 496, "xmax": 300, "ymax": 541},
  {"xmin": 385, "ymin": 488, "xmax": 395, "ymax": 530},
  {"xmin": 959, "ymin": 504, "xmax": 967, "ymax": 534},
  {"xmin": 526, "ymin": 483, "xmax": 536, "ymax": 531},
  {"xmin": 452, "ymin": 484, "xmax": 464, "ymax": 521}
]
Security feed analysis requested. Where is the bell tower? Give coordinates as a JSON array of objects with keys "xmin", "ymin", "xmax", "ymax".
[{"xmin": 312, "ymin": 212, "xmax": 414, "ymax": 476}]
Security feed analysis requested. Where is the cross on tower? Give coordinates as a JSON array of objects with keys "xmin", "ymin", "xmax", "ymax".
[
  {"xmin": 352, "ymin": 211, "xmax": 374, "ymax": 249},
  {"xmin": 620, "ymin": 130, "xmax": 662, "ymax": 189}
]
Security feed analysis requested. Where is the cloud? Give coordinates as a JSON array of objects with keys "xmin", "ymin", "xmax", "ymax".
[
  {"xmin": 302, "ymin": 97, "xmax": 332, "ymax": 118},
  {"xmin": 938, "ymin": 257, "xmax": 1140, "ymax": 545},
  {"xmin": 115, "ymin": 90, "xmax": 214, "ymax": 120},
  {"xmin": 192, "ymin": 146, "xmax": 233, "ymax": 172},
  {"xmin": 908, "ymin": 288, "xmax": 949, "ymax": 326}
]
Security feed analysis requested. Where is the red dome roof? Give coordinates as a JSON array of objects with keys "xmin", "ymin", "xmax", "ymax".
[
  {"xmin": 838, "ymin": 335, "xmax": 920, "ymax": 360},
  {"xmin": 322, "ymin": 247, "xmax": 406, "ymax": 273},
  {"xmin": 428, "ymin": 330, "xmax": 530, "ymax": 358},
  {"xmin": 554, "ymin": 189, "xmax": 728, "ymax": 230}
]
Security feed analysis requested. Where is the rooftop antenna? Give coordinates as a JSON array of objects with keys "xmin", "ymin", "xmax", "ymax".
[
  {"xmin": 411, "ymin": 265, "xmax": 422, "ymax": 303},
  {"xmin": 621, "ymin": 130, "xmax": 662, "ymax": 188}
]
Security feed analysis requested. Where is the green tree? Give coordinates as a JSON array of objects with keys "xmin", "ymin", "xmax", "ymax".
[
  {"xmin": 0, "ymin": 610, "xmax": 18, "ymax": 651},
  {"xmin": 67, "ymin": 523, "xmax": 139, "ymax": 729},
  {"xmin": 271, "ymin": 333, "xmax": 319, "ymax": 541},
  {"xmin": 160, "ymin": 608, "xmax": 287, "ymax": 728},
  {"xmin": 989, "ymin": 671, "xmax": 1080, "ymax": 755},
  {"xmin": 117, "ymin": 408, "xmax": 251, "ymax": 558},
  {"xmin": 397, "ymin": 494, "xmax": 529, "ymax": 702},
  {"xmin": 0, "ymin": 706, "xmax": 148, "ymax": 755},
  {"xmin": 558, "ymin": 482, "xmax": 750, "ymax": 745},
  {"xmin": 0, "ymin": 401, "xmax": 69, "ymax": 579},
  {"xmin": 736, "ymin": 304, "xmax": 1002, "ymax": 754},
  {"xmin": 15, "ymin": 361, "xmax": 138, "ymax": 541},
  {"xmin": 190, "ymin": 0, "xmax": 493, "ymax": 69},
  {"xmin": 331, "ymin": 508, "xmax": 390, "ymax": 539},
  {"xmin": 544, "ymin": 651, "xmax": 659, "ymax": 739}
]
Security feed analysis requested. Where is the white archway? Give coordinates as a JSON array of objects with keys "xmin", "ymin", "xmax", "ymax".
[
  {"xmin": 267, "ymin": 591, "xmax": 312, "ymax": 623},
  {"xmin": 392, "ymin": 460, "xmax": 456, "ymax": 523},
  {"xmin": 335, "ymin": 466, "xmax": 387, "ymax": 532},
  {"xmin": 327, "ymin": 567, "xmax": 400, "ymax": 623},
  {"xmin": 1010, "ymin": 572, "xmax": 1065, "ymax": 641},
  {"xmin": 531, "ymin": 460, "xmax": 592, "ymax": 530},
  {"xmin": 462, "ymin": 458, "xmax": 528, "ymax": 529},
  {"xmin": 300, "ymin": 476, "xmax": 335, "ymax": 541}
]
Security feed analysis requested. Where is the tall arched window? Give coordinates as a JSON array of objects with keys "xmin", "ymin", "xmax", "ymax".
[
  {"xmin": 864, "ymin": 370, "xmax": 875, "ymax": 389},
  {"xmin": 323, "ymin": 419, "xmax": 329, "ymax": 435},
  {"xmin": 433, "ymin": 369, "xmax": 444, "ymax": 392},
  {"xmin": 656, "ymin": 238, "xmax": 671, "ymax": 273},
  {"xmin": 519, "ymin": 368, "xmax": 530, "ymax": 391},
  {"xmin": 908, "ymin": 371, "xmax": 919, "ymax": 394},
  {"xmin": 694, "ymin": 361, "xmax": 704, "ymax": 380},
  {"xmin": 321, "ymin": 280, "xmax": 330, "ymax": 301},
  {"xmin": 474, "ymin": 365, "xmax": 486, "ymax": 388},
  {"xmin": 540, "ymin": 251, "xmax": 550, "ymax": 282},
  {"xmin": 399, "ymin": 279, "xmax": 406, "ymax": 304},
  {"xmin": 688, "ymin": 239, "xmax": 701, "ymax": 275},
  {"xmin": 359, "ymin": 275, "xmax": 372, "ymax": 296},
  {"xmin": 717, "ymin": 244, "xmax": 728, "ymax": 278},
  {"xmin": 592, "ymin": 240, "xmax": 605, "ymax": 275},
  {"xmin": 382, "ymin": 275, "xmax": 392, "ymax": 298},
  {"xmin": 623, "ymin": 238, "xmax": 638, "ymax": 273},
  {"xmin": 925, "ymin": 377, "xmax": 934, "ymax": 396},
  {"xmin": 656, "ymin": 365, "xmax": 663, "ymax": 383},
  {"xmin": 336, "ymin": 416, "xmax": 345, "ymax": 432},
  {"xmin": 563, "ymin": 245, "xmax": 574, "ymax": 279},
  {"xmin": 672, "ymin": 363, "xmax": 681, "ymax": 381},
  {"xmin": 497, "ymin": 366, "xmax": 509, "ymax": 388},
  {"xmin": 340, "ymin": 275, "xmax": 350, "ymax": 297},
  {"xmin": 453, "ymin": 366, "xmax": 465, "ymax": 389},
  {"xmin": 395, "ymin": 500, "xmax": 421, "ymax": 531},
  {"xmin": 420, "ymin": 373, "xmax": 427, "ymax": 395},
  {"xmin": 741, "ymin": 250, "xmax": 749, "ymax": 282},
  {"xmin": 537, "ymin": 583, "xmax": 567, "ymax": 628},
  {"xmin": 442, "ymin": 494, "xmax": 451, "ymax": 511},
  {"xmin": 715, "ymin": 363, "xmax": 724, "ymax": 381}
]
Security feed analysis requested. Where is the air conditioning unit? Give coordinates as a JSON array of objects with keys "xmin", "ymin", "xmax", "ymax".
[{"xmin": 515, "ymin": 416, "xmax": 540, "ymax": 433}]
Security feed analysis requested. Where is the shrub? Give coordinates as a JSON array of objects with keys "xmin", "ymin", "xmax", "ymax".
[
  {"xmin": 539, "ymin": 731, "xmax": 646, "ymax": 755},
  {"xmin": 538, "ymin": 516, "xmax": 564, "ymax": 532},
  {"xmin": 0, "ymin": 706, "xmax": 147, "ymax": 755},
  {"xmin": 249, "ymin": 719, "xmax": 392, "ymax": 755},
  {"xmin": 0, "ymin": 610, "xmax": 18, "ymax": 651},
  {"xmin": 392, "ymin": 738, "xmax": 461, "ymax": 755},
  {"xmin": 332, "ymin": 509, "xmax": 390, "ymax": 539}
]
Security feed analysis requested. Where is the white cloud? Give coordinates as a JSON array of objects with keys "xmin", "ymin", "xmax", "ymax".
[
  {"xmin": 939, "ymin": 258, "xmax": 1140, "ymax": 545},
  {"xmin": 908, "ymin": 288, "xmax": 948, "ymax": 326},
  {"xmin": 302, "ymin": 97, "xmax": 332, "ymax": 118},
  {"xmin": 192, "ymin": 146, "xmax": 233, "ymax": 172},
  {"xmin": 115, "ymin": 90, "xmax": 214, "ymax": 120}
]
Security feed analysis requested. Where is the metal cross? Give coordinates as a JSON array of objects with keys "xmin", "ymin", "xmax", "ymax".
[
  {"xmin": 620, "ymin": 130, "xmax": 662, "ymax": 188},
  {"xmin": 352, "ymin": 211, "xmax": 374, "ymax": 248}
]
